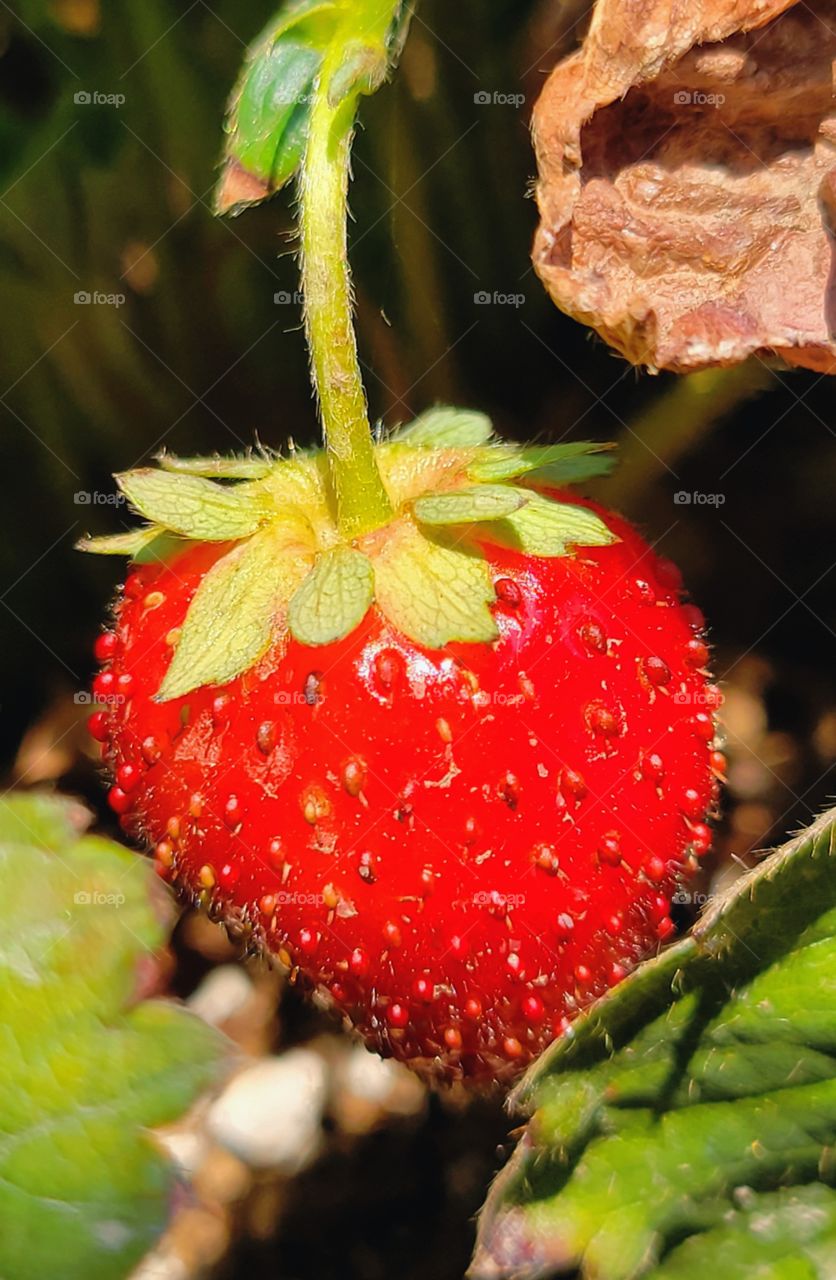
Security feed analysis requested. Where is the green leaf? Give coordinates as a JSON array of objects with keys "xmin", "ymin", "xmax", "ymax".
[
  {"xmin": 469, "ymin": 441, "xmax": 616, "ymax": 485},
  {"xmin": 479, "ymin": 490, "xmax": 618, "ymax": 557},
  {"xmin": 471, "ymin": 806, "xmax": 836, "ymax": 1280},
  {"xmin": 372, "ymin": 522, "xmax": 497, "ymax": 647},
  {"xmin": 395, "ymin": 406, "xmax": 494, "ymax": 449},
  {"xmin": 414, "ymin": 484, "xmax": 527, "ymax": 526},
  {"xmin": 288, "ymin": 546, "xmax": 374, "ymax": 646},
  {"xmin": 158, "ymin": 452, "xmax": 275, "ymax": 480},
  {"xmin": 0, "ymin": 793, "xmax": 226, "ymax": 1280},
  {"xmin": 216, "ymin": 1, "xmax": 412, "ymax": 213},
  {"xmin": 648, "ymin": 1186, "xmax": 836, "ymax": 1278},
  {"xmin": 116, "ymin": 469, "xmax": 268, "ymax": 542},
  {"xmin": 157, "ymin": 526, "xmax": 312, "ymax": 701}
]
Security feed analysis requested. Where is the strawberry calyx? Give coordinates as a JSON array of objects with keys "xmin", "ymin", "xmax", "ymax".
[{"xmin": 78, "ymin": 407, "xmax": 617, "ymax": 700}]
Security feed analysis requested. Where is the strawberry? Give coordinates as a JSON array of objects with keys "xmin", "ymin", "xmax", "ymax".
[{"xmin": 82, "ymin": 412, "xmax": 720, "ymax": 1084}]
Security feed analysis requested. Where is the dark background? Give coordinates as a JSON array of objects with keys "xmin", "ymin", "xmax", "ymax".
[{"xmin": 2, "ymin": 2, "xmax": 836, "ymax": 1277}]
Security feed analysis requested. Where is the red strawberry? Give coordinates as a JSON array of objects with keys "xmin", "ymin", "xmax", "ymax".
[{"xmin": 82, "ymin": 416, "xmax": 720, "ymax": 1085}]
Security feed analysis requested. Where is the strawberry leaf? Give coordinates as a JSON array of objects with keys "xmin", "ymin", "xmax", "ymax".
[
  {"xmin": 371, "ymin": 523, "xmax": 497, "ymax": 648},
  {"xmin": 480, "ymin": 491, "xmax": 617, "ymax": 558},
  {"xmin": 414, "ymin": 485, "xmax": 528, "ymax": 526},
  {"xmin": 216, "ymin": 0, "xmax": 413, "ymax": 214},
  {"xmin": 288, "ymin": 546, "xmax": 374, "ymax": 646},
  {"xmin": 116, "ymin": 470, "xmax": 268, "ymax": 542},
  {"xmin": 471, "ymin": 806, "xmax": 836, "ymax": 1280},
  {"xmin": 0, "ymin": 793, "xmax": 226, "ymax": 1280},
  {"xmin": 158, "ymin": 526, "xmax": 313, "ymax": 701}
]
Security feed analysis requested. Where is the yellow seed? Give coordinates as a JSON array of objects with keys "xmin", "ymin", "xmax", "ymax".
[{"xmin": 198, "ymin": 863, "xmax": 216, "ymax": 889}]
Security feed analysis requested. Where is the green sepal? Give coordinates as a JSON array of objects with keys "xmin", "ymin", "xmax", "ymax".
[
  {"xmin": 288, "ymin": 545, "xmax": 374, "ymax": 645},
  {"xmin": 371, "ymin": 522, "xmax": 498, "ymax": 648},
  {"xmin": 0, "ymin": 793, "xmax": 227, "ymax": 1280},
  {"xmin": 469, "ymin": 440, "xmax": 616, "ymax": 485},
  {"xmin": 158, "ymin": 451, "xmax": 275, "ymax": 479},
  {"xmin": 413, "ymin": 484, "xmax": 528, "ymax": 526},
  {"xmin": 480, "ymin": 490, "xmax": 617, "ymax": 557},
  {"xmin": 116, "ymin": 469, "xmax": 268, "ymax": 542},
  {"xmin": 157, "ymin": 525, "xmax": 312, "ymax": 701},
  {"xmin": 395, "ymin": 406, "xmax": 494, "ymax": 449},
  {"xmin": 76, "ymin": 526, "xmax": 162, "ymax": 557},
  {"xmin": 471, "ymin": 805, "xmax": 836, "ymax": 1280}
]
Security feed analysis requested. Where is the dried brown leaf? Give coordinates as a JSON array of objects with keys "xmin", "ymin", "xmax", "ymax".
[{"xmin": 532, "ymin": 0, "xmax": 836, "ymax": 373}]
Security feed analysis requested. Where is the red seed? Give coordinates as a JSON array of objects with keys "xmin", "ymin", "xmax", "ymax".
[
  {"xmin": 388, "ymin": 1001, "xmax": 409, "ymax": 1029},
  {"xmin": 342, "ymin": 756, "xmax": 367, "ymax": 797},
  {"xmin": 212, "ymin": 695, "xmax": 232, "ymax": 724},
  {"xmin": 382, "ymin": 920, "xmax": 402, "ymax": 948},
  {"xmin": 503, "ymin": 1036, "xmax": 524, "ymax": 1059},
  {"xmin": 578, "ymin": 619, "xmax": 607, "ymax": 653},
  {"xmin": 642, "ymin": 753, "xmax": 665, "ymax": 782},
  {"xmin": 555, "ymin": 912, "xmax": 575, "ymax": 941},
  {"xmin": 116, "ymin": 763, "xmax": 140, "ymax": 793},
  {"xmin": 495, "ymin": 577, "xmax": 522, "ymax": 607},
  {"xmin": 141, "ymin": 735, "xmax": 162, "ymax": 764},
  {"xmin": 605, "ymin": 912, "xmax": 623, "ymax": 937},
  {"xmin": 88, "ymin": 711, "xmax": 108, "ymax": 742},
  {"xmin": 412, "ymin": 976, "xmax": 435, "ymax": 1003},
  {"xmin": 693, "ymin": 713, "xmax": 714, "ymax": 741},
  {"xmin": 521, "ymin": 993, "xmax": 545, "ymax": 1023},
  {"xmin": 94, "ymin": 631, "xmax": 117, "ymax": 662},
  {"xmin": 585, "ymin": 701, "xmax": 620, "ymax": 737},
  {"xmin": 444, "ymin": 1027, "xmax": 463, "ymax": 1051},
  {"xmin": 92, "ymin": 671, "xmax": 115, "ymax": 699},
  {"xmin": 349, "ymin": 948, "xmax": 370, "ymax": 976},
  {"xmin": 690, "ymin": 822, "xmax": 713, "ymax": 855},
  {"xmin": 256, "ymin": 720, "xmax": 277, "ymax": 754},
  {"xmin": 108, "ymin": 786, "xmax": 130, "ymax": 815},
  {"xmin": 598, "ymin": 832, "xmax": 622, "ymax": 867},
  {"xmin": 681, "ymin": 788, "xmax": 704, "ymax": 818},
  {"xmin": 298, "ymin": 928, "xmax": 320, "ymax": 956},
  {"xmin": 685, "ymin": 638, "xmax": 710, "ymax": 668},
  {"xmin": 656, "ymin": 916, "xmax": 676, "ymax": 941},
  {"xmin": 646, "ymin": 856, "xmax": 666, "ymax": 882},
  {"xmin": 574, "ymin": 964, "xmax": 592, "ymax": 986},
  {"xmin": 561, "ymin": 767, "xmax": 588, "ymax": 800},
  {"xmin": 641, "ymin": 656, "xmax": 671, "ymax": 687},
  {"xmin": 218, "ymin": 861, "xmax": 240, "ymax": 889},
  {"xmin": 464, "ymin": 996, "xmax": 482, "ymax": 1020},
  {"xmin": 710, "ymin": 750, "xmax": 727, "ymax": 776},
  {"xmin": 224, "ymin": 795, "xmax": 242, "ymax": 828}
]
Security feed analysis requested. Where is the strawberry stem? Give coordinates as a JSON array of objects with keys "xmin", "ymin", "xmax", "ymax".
[{"xmin": 300, "ymin": 38, "xmax": 394, "ymax": 540}]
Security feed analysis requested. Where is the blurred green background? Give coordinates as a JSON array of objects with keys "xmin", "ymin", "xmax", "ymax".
[{"xmin": 2, "ymin": 3, "xmax": 836, "ymax": 1274}]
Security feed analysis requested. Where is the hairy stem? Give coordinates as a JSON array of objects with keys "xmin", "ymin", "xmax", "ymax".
[{"xmin": 300, "ymin": 46, "xmax": 394, "ymax": 539}]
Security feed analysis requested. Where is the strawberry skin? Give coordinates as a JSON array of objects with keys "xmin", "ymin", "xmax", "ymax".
[{"xmin": 91, "ymin": 495, "xmax": 719, "ymax": 1084}]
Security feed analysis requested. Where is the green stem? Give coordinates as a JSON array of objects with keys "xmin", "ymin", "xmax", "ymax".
[{"xmin": 300, "ymin": 48, "xmax": 393, "ymax": 539}]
